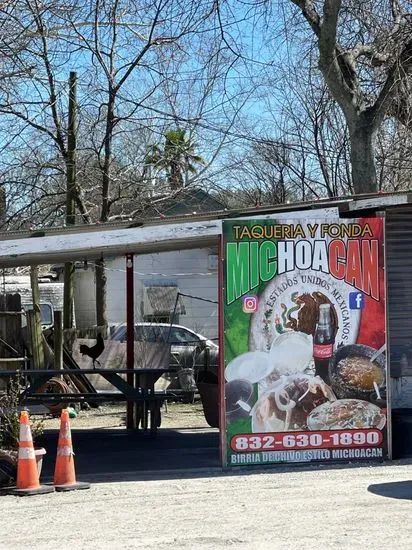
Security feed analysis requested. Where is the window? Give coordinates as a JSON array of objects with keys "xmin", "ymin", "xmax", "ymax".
[
  {"xmin": 142, "ymin": 282, "xmax": 185, "ymax": 317},
  {"xmin": 111, "ymin": 323, "xmax": 203, "ymax": 345},
  {"xmin": 113, "ymin": 324, "xmax": 170, "ymax": 343},
  {"xmin": 169, "ymin": 328, "xmax": 200, "ymax": 344},
  {"xmin": 134, "ymin": 325, "xmax": 168, "ymax": 343},
  {"xmin": 144, "ymin": 314, "xmax": 176, "ymax": 324},
  {"xmin": 23, "ymin": 303, "xmax": 54, "ymax": 327}
]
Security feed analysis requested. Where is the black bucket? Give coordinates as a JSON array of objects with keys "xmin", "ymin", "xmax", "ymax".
[
  {"xmin": 196, "ymin": 371, "xmax": 219, "ymax": 428},
  {"xmin": 392, "ymin": 409, "xmax": 412, "ymax": 459}
]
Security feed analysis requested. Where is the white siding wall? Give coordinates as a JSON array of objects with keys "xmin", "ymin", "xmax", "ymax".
[
  {"xmin": 71, "ymin": 210, "xmax": 340, "ymax": 336},
  {"xmin": 73, "ymin": 268, "xmax": 97, "ymax": 328},
  {"xmin": 73, "ymin": 248, "xmax": 218, "ymax": 339}
]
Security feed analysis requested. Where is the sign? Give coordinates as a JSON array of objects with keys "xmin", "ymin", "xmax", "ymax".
[{"xmin": 222, "ymin": 217, "xmax": 388, "ymax": 467}]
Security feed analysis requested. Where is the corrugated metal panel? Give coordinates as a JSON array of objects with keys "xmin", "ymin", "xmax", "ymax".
[
  {"xmin": 0, "ymin": 194, "xmax": 408, "ymax": 268},
  {"xmin": 386, "ymin": 208, "xmax": 412, "ymax": 377}
]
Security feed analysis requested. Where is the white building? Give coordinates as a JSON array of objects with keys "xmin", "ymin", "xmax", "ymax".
[
  {"xmin": 68, "ymin": 247, "xmax": 219, "ymax": 340},
  {"xmin": 65, "ymin": 203, "xmax": 344, "ymax": 339}
]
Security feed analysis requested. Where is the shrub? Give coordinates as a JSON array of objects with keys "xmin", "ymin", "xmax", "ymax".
[{"xmin": 0, "ymin": 377, "xmax": 44, "ymax": 451}]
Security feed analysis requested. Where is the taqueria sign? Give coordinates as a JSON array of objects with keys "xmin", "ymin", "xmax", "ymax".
[{"xmin": 222, "ymin": 217, "xmax": 388, "ymax": 467}]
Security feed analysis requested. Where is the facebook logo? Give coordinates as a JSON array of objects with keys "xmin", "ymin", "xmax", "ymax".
[{"xmin": 349, "ymin": 292, "xmax": 365, "ymax": 310}]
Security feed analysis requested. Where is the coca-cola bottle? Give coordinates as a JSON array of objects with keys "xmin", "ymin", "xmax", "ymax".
[{"xmin": 313, "ymin": 303, "xmax": 335, "ymax": 383}]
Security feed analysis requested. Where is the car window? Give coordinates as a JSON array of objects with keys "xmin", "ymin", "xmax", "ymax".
[
  {"xmin": 134, "ymin": 326, "xmax": 150, "ymax": 341},
  {"xmin": 169, "ymin": 328, "xmax": 200, "ymax": 344},
  {"xmin": 111, "ymin": 326, "xmax": 126, "ymax": 341},
  {"xmin": 134, "ymin": 325, "xmax": 168, "ymax": 342},
  {"xmin": 111, "ymin": 324, "xmax": 202, "ymax": 344},
  {"xmin": 151, "ymin": 326, "xmax": 168, "ymax": 342}
]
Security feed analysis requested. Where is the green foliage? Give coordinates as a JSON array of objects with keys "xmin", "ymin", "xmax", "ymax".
[
  {"xmin": 224, "ymin": 301, "xmax": 250, "ymax": 364},
  {"xmin": 145, "ymin": 129, "xmax": 205, "ymax": 190},
  {"xmin": 0, "ymin": 378, "xmax": 44, "ymax": 450}
]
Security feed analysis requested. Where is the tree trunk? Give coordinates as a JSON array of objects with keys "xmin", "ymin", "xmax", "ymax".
[
  {"xmin": 348, "ymin": 116, "xmax": 378, "ymax": 195},
  {"xmin": 63, "ymin": 71, "xmax": 77, "ymax": 330},
  {"xmin": 169, "ymin": 162, "xmax": 183, "ymax": 190},
  {"xmin": 101, "ymin": 93, "xmax": 115, "ymax": 222},
  {"xmin": 96, "ymin": 91, "xmax": 115, "ymax": 334},
  {"xmin": 95, "ymin": 257, "xmax": 108, "ymax": 334}
]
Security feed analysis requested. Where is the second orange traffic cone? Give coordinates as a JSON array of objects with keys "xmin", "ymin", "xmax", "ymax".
[
  {"xmin": 53, "ymin": 409, "xmax": 90, "ymax": 492},
  {"xmin": 8, "ymin": 411, "xmax": 54, "ymax": 496}
]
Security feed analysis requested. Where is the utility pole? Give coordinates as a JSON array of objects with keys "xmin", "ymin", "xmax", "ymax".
[{"xmin": 63, "ymin": 71, "xmax": 77, "ymax": 332}]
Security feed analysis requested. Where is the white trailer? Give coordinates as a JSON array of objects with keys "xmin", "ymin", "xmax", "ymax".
[{"xmin": 0, "ymin": 275, "xmax": 64, "ymax": 329}]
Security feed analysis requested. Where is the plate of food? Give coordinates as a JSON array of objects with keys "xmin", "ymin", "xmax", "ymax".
[
  {"xmin": 250, "ymin": 374, "xmax": 336, "ymax": 433},
  {"xmin": 329, "ymin": 344, "xmax": 386, "ymax": 401},
  {"xmin": 307, "ymin": 399, "xmax": 386, "ymax": 431}
]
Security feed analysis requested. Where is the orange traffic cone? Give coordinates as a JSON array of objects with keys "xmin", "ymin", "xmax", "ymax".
[
  {"xmin": 53, "ymin": 409, "xmax": 90, "ymax": 492},
  {"xmin": 8, "ymin": 411, "xmax": 54, "ymax": 496}
]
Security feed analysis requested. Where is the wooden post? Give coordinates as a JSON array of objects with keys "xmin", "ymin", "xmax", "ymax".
[
  {"xmin": 0, "ymin": 294, "xmax": 23, "ymax": 391},
  {"xmin": 63, "ymin": 262, "xmax": 75, "ymax": 330},
  {"xmin": 27, "ymin": 310, "xmax": 44, "ymax": 370},
  {"xmin": 0, "ymin": 294, "xmax": 22, "ymax": 359},
  {"xmin": 29, "ymin": 266, "xmax": 44, "ymax": 370},
  {"xmin": 63, "ymin": 71, "xmax": 77, "ymax": 330},
  {"xmin": 54, "ymin": 310, "xmax": 63, "ymax": 370},
  {"xmin": 95, "ymin": 257, "xmax": 108, "ymax": 335},
  {"xmin": 30, "ymin": 264, "xmax": 41, "ymax": 324}
]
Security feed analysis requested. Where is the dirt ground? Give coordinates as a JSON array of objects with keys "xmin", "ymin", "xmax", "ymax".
[
  {"xmin": 3, "ymin": 401, "xmax": 412, "ymax": 549},
  {"xmin": 39, "ymin": 400, "xmax": 210, "ymax": 430},
  {"xmin": 2, "ymin": 458, "xmax": 412, "ymax": 549}
]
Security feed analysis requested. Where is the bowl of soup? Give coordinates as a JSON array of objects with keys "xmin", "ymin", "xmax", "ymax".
[{"xmin": 329, "ymin": 344, "xmax": 386, "ymax": 402}]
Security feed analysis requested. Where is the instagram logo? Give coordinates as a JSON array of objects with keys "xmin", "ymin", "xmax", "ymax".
[{"xmin": 243, "ymin": 295, "xmax": 258, "ymax": 313}]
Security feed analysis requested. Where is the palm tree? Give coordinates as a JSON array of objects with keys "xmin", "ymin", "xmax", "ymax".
[{"xmin": 145, "ymin": 129, "xmax": 205, "ymax": 190}]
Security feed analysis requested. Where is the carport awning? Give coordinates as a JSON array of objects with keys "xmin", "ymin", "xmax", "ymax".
[
  {"xmin": 0, "ymin": 220, "xmax": 222, "ymax": 267},
  {"xmin": 143, "ymin": 283, "xmax": 186, "ymax": 315}
]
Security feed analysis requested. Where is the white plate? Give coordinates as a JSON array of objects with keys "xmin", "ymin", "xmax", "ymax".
[
  {"xmin": 249, "ymin": 270, "xmax": 361, "ymax": 363},
  {"xmin": 225, "ymin": 351, "xmax": 274, "ymax": 384}
]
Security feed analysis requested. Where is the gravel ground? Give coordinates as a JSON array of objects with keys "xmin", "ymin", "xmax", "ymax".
[
  {"xmin": 38, "ymin": 401, "xmax": 210, "ymax": 430},
  {"xmin": 3, "ymin": 404, "xmax": 412, "ymax": 549},
  {"xmin": 1, "ymin": 460, "xmax": 412, "ymax": 549}
]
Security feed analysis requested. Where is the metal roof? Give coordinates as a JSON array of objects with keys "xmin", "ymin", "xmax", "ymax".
[{"xmin": 0, "ymin": 191, "xmax": 410, "ymax": 268}]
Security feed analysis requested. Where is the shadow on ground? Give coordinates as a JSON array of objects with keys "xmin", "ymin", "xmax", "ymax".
[
  {"xmin": 368, "ymin": 480, "xmax": 412, "ymax": 500},
  {"xmin": 39, "ymin": 427, "xmax": 222, "ymax": 483},
  {"xmin": 36, "ymin": 426, "xmax": 412, "ymax": 485}
]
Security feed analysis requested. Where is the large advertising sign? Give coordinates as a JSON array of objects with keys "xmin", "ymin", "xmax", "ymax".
[{"xmin": 222, "ymin": 217, "xmax": 388, "ymax": 467}]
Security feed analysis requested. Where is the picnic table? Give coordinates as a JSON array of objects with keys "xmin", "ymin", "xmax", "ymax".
[{"xmin": 0, "ymin": 367, "xmax": 176, "ymax": 434}]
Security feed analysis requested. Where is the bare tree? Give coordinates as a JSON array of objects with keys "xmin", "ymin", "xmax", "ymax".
[
  {"xmin": 224, "ymin": 62, "xmax": 354, "ymax": 205},
  {"xmin": 283, "ymin": 0, "xmax": 412, "ymax": 194},
  {"xmin": 376, "ymin": 119, "xmax": 412, "ymax": 191},
  {"xmin": 0, "ymin": 0, "xmax": 246, "ymax": 330}
]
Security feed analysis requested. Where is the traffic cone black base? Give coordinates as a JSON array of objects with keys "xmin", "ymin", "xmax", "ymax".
[
  {"xmin": 54, "ymin": 481, "xmax": 90, "ymax": 492},
  {"xmin": 7, "ymin": 485, "xmax": 55, "ymax": 497}
]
